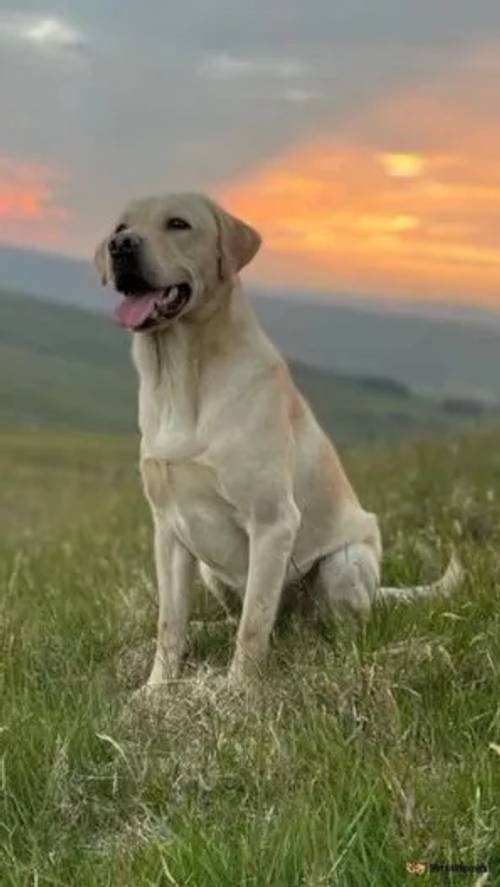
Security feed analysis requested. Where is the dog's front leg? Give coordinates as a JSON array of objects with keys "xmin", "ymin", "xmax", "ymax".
[
  {"xmin": 147, "ymin": 520, "xmax": 195, "ymax": 686},
  {"xmin": 229, "ymin": 503, "xmax": 300, "ymax": 684}
]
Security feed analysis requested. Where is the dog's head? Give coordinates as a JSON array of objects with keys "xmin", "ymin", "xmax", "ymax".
[{"xmin": 93, "ymin": 193, "xmax": 261, "ymax": 332}]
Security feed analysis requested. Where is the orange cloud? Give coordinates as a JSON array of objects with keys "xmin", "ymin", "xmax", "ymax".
[
  {"xmin": 380, "ymin": 153, "xmax": 426, "ymax": 178},
  {"xmin": 217, "ymin": 84, "xmax": 500, "ymax": 307},
  {"xmin": 0, "ymin": 156, "xmax": 70, "ymax": 248}
]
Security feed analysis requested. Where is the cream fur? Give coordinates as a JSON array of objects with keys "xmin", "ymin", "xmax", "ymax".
[{"xmin": 94, "ymin": 192, "xmax": 461, "ymax": 686}]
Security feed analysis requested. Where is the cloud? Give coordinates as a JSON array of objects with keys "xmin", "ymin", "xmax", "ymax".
[
  {"xmin": 1, "ymin": 0, "xmax": 500, "ymax": 307},
  {"xmin": 284, "ymin": 88, "xmax": 319, "ymax": 104},
  {"xmin": 217, "ymin": 82, "xmax": 500, "ymax": 306},
  {"xmin": 380, "ymin": 153, "xmax": 426, "ymax": 178},
  {"xmin": 0, "ymin": 12, "xmax": 85, "ymax": 53},
  {"xmin": 0, "ymin": 156, "xmax": 70, "ymax": 248},
  {"xmin": 200, "ymin": 53, "xmax": 307, "ymax": 80}
]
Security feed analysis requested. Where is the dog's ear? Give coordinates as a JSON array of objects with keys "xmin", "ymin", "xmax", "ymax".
[
  {"xmin": 94, "ymin": 239, "xmax": 109, "ymax": 286},
  {"xmin": 214, "ymin": 204, "xmax": 261, "ymax": 279}
]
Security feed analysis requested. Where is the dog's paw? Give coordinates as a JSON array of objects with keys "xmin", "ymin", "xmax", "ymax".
[
  {"xmin": 141, "ymin": 678, "xmax": 170, "ymax": 696},
  {"xmin": 226, "ymin": 660, "xmax": 262, "ymax": 696},
  {"xmin": 122, "ymin": 680, "xmax": 172, "ymax": 724}
]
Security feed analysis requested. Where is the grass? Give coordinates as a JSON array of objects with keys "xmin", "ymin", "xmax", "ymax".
[{"xmin": 1, "ymin": 426, "xmax": 500, "ymax": 885}]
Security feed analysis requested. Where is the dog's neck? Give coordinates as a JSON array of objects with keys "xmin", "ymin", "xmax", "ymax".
[
  {"xmin": 132, "ymin": 277, "xmax": 248, "ymax": 391},
  {"xmin": 132, "ymin": 278, "xmax": 275, "ymax": 461}
]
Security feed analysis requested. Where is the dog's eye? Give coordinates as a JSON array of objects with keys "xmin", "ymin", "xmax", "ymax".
[
  {"xmin": 166, "ymin": 217, "xmax": 191, "ymax": 231},
  {"xmin": 114, "ymin": 223, "xmax": 127, "ymax": 234}
]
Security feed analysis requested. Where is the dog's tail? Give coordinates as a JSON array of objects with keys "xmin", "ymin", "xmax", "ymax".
[{"xmin": 377, "ymin": 551, "xmax": 464, "ymax": 605}]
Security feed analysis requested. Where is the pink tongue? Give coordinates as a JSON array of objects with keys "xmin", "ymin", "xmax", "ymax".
[{"xmin": 113, "ymin": 293, "xmax": 158, "ymax": 330}]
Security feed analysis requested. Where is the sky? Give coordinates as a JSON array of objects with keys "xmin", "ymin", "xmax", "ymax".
[{"xmin": 1, "ymin": 1, "xmax": 500, "ymax": 307}]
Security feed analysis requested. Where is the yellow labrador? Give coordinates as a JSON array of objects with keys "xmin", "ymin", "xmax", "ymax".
[{"xmin": 94, "ymin": 193, "xmax": 461, "ymax": 686}]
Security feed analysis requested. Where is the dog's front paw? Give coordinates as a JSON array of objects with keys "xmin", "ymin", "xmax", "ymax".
[
  {"xmin": 118, "ymin": 680, "xmax": 171, "ymax": 727},
  {"xmin": 146, "ymin": 655, "xmax": 181, "ymax": 689},
  {"xmin": 227, "ymin": 655, "xmax": 262, "ymax": 692},
  {"xmin": 132, "ymin": 680, "xmax": 168, "ymax": 706}
]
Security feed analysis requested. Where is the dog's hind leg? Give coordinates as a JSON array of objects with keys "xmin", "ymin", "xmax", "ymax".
[
  {"xmin": 315, "ymin": 543, "xmax": 463, "ymax": 621},
  {"xmin": 314, "ymin": 543, "xmax": 380, "ymax": 621}
]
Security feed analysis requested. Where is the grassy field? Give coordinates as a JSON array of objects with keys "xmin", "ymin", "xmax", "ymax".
[{"xmin": 1, "ymin": 426, "xmax": 499, "ymax": 885}]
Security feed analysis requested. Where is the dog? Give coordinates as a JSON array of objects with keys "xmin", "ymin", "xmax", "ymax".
[{"xmin": 94, "ymin": 193, "xmax": 462, "ymax": 686}]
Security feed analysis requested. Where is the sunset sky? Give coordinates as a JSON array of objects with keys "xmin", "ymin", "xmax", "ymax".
[{"xmin": 2, "ymin": 2, "xmax": 500, "ymax": 307}]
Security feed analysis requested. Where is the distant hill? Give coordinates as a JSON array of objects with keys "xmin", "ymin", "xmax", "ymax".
[
  {"xmin": 2, "ymin": 243, "xmax": 500, "ymax": 402},
  {"xmin": 252, "ymin": 294, "xmax": 500, "ymax": 404},
  {"xmin": 0, "ymin": 245, "xmax": 105, "ymax": 312},
  {"xmin": 1, "ymin": 290, "xmax": 494, "ymax": 443},
  {"xmin": 0, "ymin": 291, "xmax": 134, "ymax": 433}
]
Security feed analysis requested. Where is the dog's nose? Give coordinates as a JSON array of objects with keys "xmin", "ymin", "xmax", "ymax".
[{"xmin": 109, "ymin": 231, "xmax": 142, "ymax": 257}]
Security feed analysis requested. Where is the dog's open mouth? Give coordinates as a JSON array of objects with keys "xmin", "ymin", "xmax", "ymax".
[{"xmin": 113, "ymin": 283, "xmax": 192, "ymax": 331}]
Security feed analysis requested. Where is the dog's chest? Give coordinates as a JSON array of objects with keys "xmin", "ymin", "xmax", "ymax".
[{"xmin": 142, "ymin": 457, "xmax": 248, "ymax": 582}]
